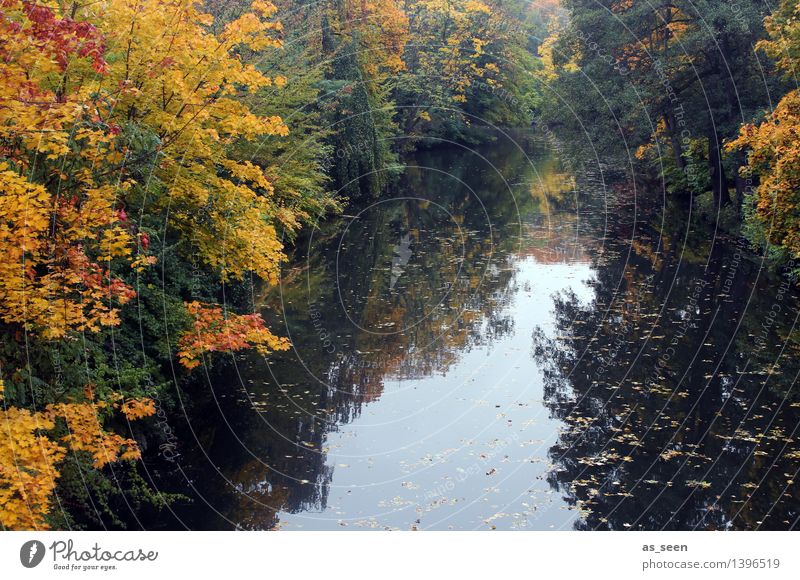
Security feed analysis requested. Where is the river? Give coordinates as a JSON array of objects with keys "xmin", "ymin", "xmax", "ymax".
[{"xmin": 143, "ymin": 131, "xmax": 800, "ymax": 530}]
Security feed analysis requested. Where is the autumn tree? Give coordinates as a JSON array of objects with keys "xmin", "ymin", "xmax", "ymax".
[
  {"xmin": 727, "ymin": 0, "xmax": 800, "ymax": 267},
  {"xmin": 1, "ymin": 378, "xmax": 156, "ymax": 529},
  {"xmin": 0, "ymin": 0, "xmax": 135, "ymax": 338},
  {"xmin": 177, "ymin": 301, "xmax": 290, "ymax": 369},
  {"xmin": 539, "ymin": 0, "xmax": 775, "ymax": 209},
  {"xmin": 397, "ymin": 0, "xmax": 509, "ymax": 137},
  {"xmin": 317, "ymin": 0, "xmax": 409, "ymax": 200},
  {"xmin": 0, "ymin": 0, "xmax": 304, "ymax": 529},
  {"xmin": 1, "ymin": 0, "xmax": 299, "ymax": 323}
]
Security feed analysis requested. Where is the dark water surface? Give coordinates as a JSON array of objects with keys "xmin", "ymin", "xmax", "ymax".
[{"xmin": 150, "ymin": 133, "xmax": 800, "ymax": 530}]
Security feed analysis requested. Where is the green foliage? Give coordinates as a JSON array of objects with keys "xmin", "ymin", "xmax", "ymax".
[
  {"xmin": 538, "ymin": 0, "xmax": 779, "ymax": 199},
  {"xmin": 324, "ymin": 37, "xmax": 391, "ymax": 200},
  {"xmin": 396, "ymin": 0, "xmax": 545, "ymax": 144}
]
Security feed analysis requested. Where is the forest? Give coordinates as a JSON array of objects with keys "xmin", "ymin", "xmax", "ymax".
[{"xmin": 1, "ymin": 0, "xmax": 800, "ymax": 531}]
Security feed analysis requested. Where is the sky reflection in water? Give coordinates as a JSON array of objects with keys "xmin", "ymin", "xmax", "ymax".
[{"xmin": 159, "ymin": 134, "xmax": 800, "ymax": 531}]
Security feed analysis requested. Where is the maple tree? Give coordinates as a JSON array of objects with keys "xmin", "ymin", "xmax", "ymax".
[
  {"xmin": 1, "ymin": 379, "xmax": 155, "ymax": 529},
  {"xmin": 0, "ymin": 0, "xmax": 135, "ymax": 338},
  {"xmin": 727, "ymin": 0, "xmax": 800, "ymax": 263},
  {"xmin": 0, "ymin": 0, "xmax": 301, "ymax": 529},
  {"xmin": 93, "ymin": 0, "xmax": 290, "ymax": 283},
  {"xmin": 0, "ymin": 0, "xmax": 296, "ymax": 341},
  {"xmin": 399, "ymin": 0, "xmax": 506, "ymax": 134},
  {"xmin": 539, "ymin": 0, "xmax": 774, "ymax": 210},
  {"xmin": 0, "ymin": 0, "xmax": 300, "ymax": 335},
  {"xmin": 177, "ymin": 301, "xmax": 290, "ymax": 369}
]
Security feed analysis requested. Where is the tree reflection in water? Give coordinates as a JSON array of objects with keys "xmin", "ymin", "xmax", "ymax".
[
  {"xmin": 534, "ymin": 193, "xmax": 800, "ymax": 530},
  {"xmin": 142, "ymin": 135, "xmax": 800, "ymax": 530},
  {"xmin": 157, "ymin": 135, "xmax": 575, "ymax": 530}
]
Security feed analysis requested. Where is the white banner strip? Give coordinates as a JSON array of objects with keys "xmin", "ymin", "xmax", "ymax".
[{"xmin": 1, "ymin": 531, "xmax": 798, "ymax": 579}]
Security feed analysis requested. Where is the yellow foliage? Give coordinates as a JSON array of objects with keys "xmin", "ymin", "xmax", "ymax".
[
  {"xmin": 538, "ymin": 28, "xmax": 562, "ymax": 81},
  {"xmin": 119, "ymin": 398, "xmax": 157, "ymax": 421},
  {"xmin": 0, "ymin": 406, "xmax": 65, "ymax": 530},
  {"xmin": 0, "ymin": 0, "xmax": 296, "ymax": 345},
  {"xmin": 0, "ymin": 169, "xmax": 134, "ymax": 339},
  {"xmin": 1, "ymin": 398, "xmax": 151, "ymax": 530},
  {"xmin": 728, "ymin": 90, "xmax": 800, "ymax": 257},
  {"xmin": 410, "ymin": 0, "xmax": 502, "ymax": 104},
  {"xmin": 330, "ymin": 0, "xmax": 409, "ymax": 84},
  {"xmin": 177, "ymin": 301, "xmax": 290, "ymax": 369},
  {"xmin": 465, "ymin": 1, "xmax": 492, "ymax": 14},
  {"xmin": 727, "ymin": 1, "xmax": 800, "ymax": 259},
  {"xmin": 92, "ymin": 0, "xmax": 291, "ymax": 281},
  {"xmin": 49, "ymin": 403, "xmax": 142, "ymax": 469}
]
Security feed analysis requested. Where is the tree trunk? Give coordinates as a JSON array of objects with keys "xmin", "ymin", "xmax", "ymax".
[
  {"xmin": 663, "ymin": 111, "xmax": 686, "ymax": 172},
  {"xmin": 733, "ymin": 172, "xmax": 747, "ymax": 217},
  {"xmin": 708, "ymin": 131, "xmax": 730, "ymax": 208}
]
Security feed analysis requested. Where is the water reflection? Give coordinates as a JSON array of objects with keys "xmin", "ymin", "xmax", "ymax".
[
  {"xmin": 534, "ymin": 195, "xmax": 800, "ymax": 530},
  {"xmin": 148, "ymin": 133, "xmax": 800, "ymax": 531}
]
